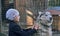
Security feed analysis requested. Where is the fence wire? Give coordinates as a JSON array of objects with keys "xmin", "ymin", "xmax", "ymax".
[{"xmin": 0, "ymin": 0, "xmax": 60, "ymax": 36}]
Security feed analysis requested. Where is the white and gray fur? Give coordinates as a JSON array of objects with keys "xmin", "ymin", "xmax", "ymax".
[{"xmin": 35, "ymin": 11, "xmax": 53, "ymax": 36}]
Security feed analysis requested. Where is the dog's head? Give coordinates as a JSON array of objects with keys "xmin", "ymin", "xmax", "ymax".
[{"xmin": 36, "ymin": 11, "xmax": 53, "ymax": 26}]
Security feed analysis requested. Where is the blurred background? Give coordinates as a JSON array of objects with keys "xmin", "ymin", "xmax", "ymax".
[{"xmin": 0, "ymin": 0, "xmax": 60, "ymax": 36}]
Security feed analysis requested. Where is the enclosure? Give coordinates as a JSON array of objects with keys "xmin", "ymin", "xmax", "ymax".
[{"xmin": 0, "ymin": 0, "xmax": 60, "ymax": 36}]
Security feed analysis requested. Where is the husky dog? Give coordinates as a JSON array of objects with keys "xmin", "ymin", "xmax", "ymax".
[{"xmin": 35, "ymin": 11, "xmax": 53, "ymax": 36}]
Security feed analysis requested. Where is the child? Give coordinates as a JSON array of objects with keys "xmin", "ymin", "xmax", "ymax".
[{"xmin": 6, "ymin": 9, "xmax": 39, "ymax": 36}]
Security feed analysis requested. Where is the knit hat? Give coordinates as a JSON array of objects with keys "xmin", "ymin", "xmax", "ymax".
[{"xmin": 6, "ymin": 9, "xmax": 19, "ymax": 20}]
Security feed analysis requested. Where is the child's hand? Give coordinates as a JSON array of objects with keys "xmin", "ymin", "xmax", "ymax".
[{"xmin": 33, "ymin": 24, "xmax": 39, "ymax": 30}]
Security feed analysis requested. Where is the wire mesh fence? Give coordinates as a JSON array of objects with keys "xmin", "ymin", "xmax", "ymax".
[{"xmin": 0, "ymin": 0, "xmax": 60, "ymax": 36}]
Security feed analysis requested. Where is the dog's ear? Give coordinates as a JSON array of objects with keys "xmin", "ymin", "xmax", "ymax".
[
  {"xmin": 45, "ymin": 11, "xmax": 51, "ymax": 15},
  {"xmin": 39, "ymin": 12, "xmax": 44, "ymax": 17},
  {"xmin": 39, "ymin": 12, "xmax": 42, "ymax": 15},
  {"xmin": 36, "ymin": 12, "xmax": 42, "ymax": 21}
]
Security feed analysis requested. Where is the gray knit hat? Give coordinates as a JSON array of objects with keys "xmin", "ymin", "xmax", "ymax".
[{"xmin": 6, "ymin": 9, "xmax": 19, "ymax": 20}]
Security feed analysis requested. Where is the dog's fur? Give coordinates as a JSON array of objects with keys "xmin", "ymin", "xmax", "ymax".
[{"xmin": 35, "ymin": 11, "xmax": 53, "ymax": 36}]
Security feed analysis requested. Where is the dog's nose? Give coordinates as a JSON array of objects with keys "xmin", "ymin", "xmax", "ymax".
[
  {"xmin": 50, "ymin": 17, "xmax": 52, "ymax": 20},
  {"xmin": 48, "ymin": 18, "xmax": 52, "ymax": 23}
]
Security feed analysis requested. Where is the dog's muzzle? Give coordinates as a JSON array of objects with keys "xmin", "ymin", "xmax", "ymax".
[{"xmin": 48, "ymin": 17, "xmax": 53, "ymax": 23}]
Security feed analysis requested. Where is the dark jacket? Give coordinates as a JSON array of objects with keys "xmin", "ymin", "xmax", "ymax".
[{"xmin": 9, "ymin": 20, "xmax": 37, "ymax": 36}]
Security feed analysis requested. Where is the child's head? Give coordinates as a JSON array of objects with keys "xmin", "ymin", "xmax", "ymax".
[{"xmin": 6, "ymin": 9, "xmax": 20, "ymax": 22}]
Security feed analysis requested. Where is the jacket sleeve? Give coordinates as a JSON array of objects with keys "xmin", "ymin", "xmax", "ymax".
[{"xmin": 12, "ymin": 25, "xmax": 37, "ymax": 36}]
